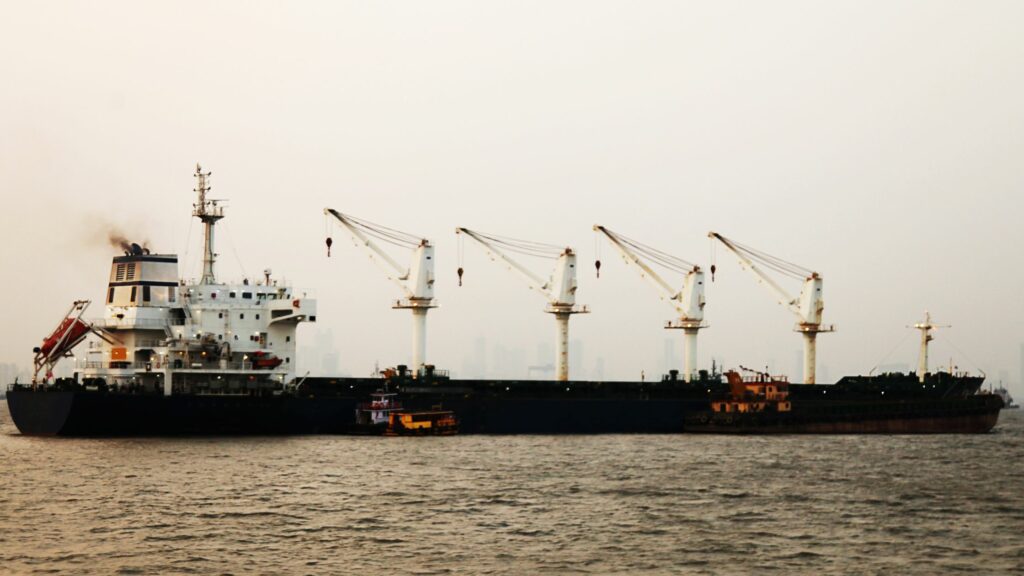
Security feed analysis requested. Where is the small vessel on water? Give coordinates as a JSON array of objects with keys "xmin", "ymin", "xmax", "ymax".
[
  {"xmin": 385, "ymin": 408, "xmax": 459, "ymax": 436},
  {"xmin": 351, "ymin": 389, "xmax": 459, "ymax": 436},
  {"xmin": 992, "ymin": 384, "xmax": 1019, "ymax": 409},
  {"xmin": 4, "ymin": 165, "xmax": 1005, "ymax": 436}
]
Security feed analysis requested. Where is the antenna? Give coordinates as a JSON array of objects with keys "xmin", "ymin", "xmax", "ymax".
[{"xmin": 193, "ymin": 164, "xmax": 225, "ymax": 284}]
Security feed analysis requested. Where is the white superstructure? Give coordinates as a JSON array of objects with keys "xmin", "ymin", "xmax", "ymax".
[{"xmin": 75, "ymin": 165, "xmax": 316, "ymax": 396}]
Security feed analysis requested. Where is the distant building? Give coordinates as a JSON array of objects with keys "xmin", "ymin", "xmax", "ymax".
[
  {"xmin": 570, "ymin": 339, "xmax": 584, "ymax": 380},
  {"xmin": 662, "ymin": 339, "xmax": 679, "ymax": 377}
]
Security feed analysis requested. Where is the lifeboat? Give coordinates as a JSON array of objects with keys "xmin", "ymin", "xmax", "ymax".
[
  {"xmin": 39, "ymin": 318, "xmax": 91, "ymax": 359},
  {"xmin": 250, "ymin": 351, "xmax": 284, "ymax": 369}
]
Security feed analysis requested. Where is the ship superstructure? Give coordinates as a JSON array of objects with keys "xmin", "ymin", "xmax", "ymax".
[{"xmin": 75, "ymin": 165, "xmax": 316, "ymax": 396}]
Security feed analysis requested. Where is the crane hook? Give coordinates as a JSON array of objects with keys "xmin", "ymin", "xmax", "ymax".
[
  {"xmin": 325, "ymin": 237, "xmax": 333, "ymax": 257},
  {"xmin": 595, "ymin": 259, "xmax": 601, "ymax": 279},
  {"xmin": 710, "ymin": 264, "xmax": 716, "ymax": 282},
  {"xmin": 457, "ymin": 267, "xmax": 464, "ymax": 287}
]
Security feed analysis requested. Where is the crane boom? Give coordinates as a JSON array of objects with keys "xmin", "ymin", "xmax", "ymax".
[
  {"xmin": 708, "ymin": 232, "xmax": 798, "ymax": 314},
  {"xmin": 326, "ymin": 208, "xmax": 416, "ymax": 299},
  {"xmin": 456, "ymin": 227, "xmax": 551, "ymax": 298},
  {"xmin": 595, "ymin": 225, "xmax": 706, "ymax": 381},
  {"xmin": 594, "ymin": 226, "xmax": 679, "ymax": 305}
]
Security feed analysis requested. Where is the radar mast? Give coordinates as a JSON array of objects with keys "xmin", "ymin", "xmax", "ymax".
[{"xmin": 192, "ymin": 164, "xmax": 224, "ymax": 284}]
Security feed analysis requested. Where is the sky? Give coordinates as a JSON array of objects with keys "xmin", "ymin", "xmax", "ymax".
[{"xmin": 1, "ymin": 1, "xmax": 1022, "ymax": 391}]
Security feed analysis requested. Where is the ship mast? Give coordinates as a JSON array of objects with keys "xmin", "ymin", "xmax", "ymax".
[
  {"xmin": 193, "ymin": 164, "xmax": 224, "ymax": 284},
  {"xmin": 911, "ymin": 311, "xmax": 950, "ymax": 383}
]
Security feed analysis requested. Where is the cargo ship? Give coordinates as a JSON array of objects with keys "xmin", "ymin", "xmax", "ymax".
[{"xmin": 6, "ymin": 166, "xmax": 1004, "ymax": 435}]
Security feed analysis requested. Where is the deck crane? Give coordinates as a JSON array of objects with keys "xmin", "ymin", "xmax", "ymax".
[
  {"xmin": 456, "ymin": 228, "xmax": 588, "ymax": 381},
  {"xmin": 325, "ymin": 209, "xmax": 436, "ymax": 376},
  {"xmin": 708, "ymin": 232, "xmax": 834, "ymax": 384},
  {"xmin": 593, "ymin": 225, "xmax": 706, "ymax": 382}
]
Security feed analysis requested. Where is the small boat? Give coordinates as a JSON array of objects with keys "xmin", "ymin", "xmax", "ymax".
[
  {"xmin": 385, "ymin": 407, "xmax": 459, "ymax": 436},
  {"xmin": 350, "ymin": 391, "xmax": 403, "ymax": 435}
]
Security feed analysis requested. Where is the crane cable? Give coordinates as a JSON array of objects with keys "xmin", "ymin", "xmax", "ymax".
[
  {"xmin": 343, "ymin": 212, "xmax": 424, "ymax": 249},
  {"xmin": 610, "ymin": 230, "xmax": 697, "ymax": 275},
  {"xmin": 722, "ymin": 236, "xmax": 814, "ymax": 280},
  {"xmin": 467, "ymin": 230, "xmax": 562, "ymax": 260}
]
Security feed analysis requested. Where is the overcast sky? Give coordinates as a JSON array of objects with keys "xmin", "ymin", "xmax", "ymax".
[{"xmin": 2, "ymin": 1, "xmax": 1022, "ymax": 390}]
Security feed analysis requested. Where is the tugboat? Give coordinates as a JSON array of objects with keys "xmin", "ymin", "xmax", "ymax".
[
  {"xmin": 684, "ymin": 367, "xmax": 793, "ymax": 432},
  {"xmin": 992, "ymin": 384, "xmax": 1019, "ymax": 409},
  {"xmin": 385, "ymin": 407, "xmax": 459, "ymax": 436},
  {"xmin": 351, "ymin": 389, "xmax": 404, "ymax": 435}
]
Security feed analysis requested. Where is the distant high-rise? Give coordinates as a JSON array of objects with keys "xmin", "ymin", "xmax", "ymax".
[
  {"xmin": 1020, "ymin": 343, "xmax": 1023, "ymax": 386},
  {"xmin": 662, "ymin": 339, "xmax": 679, "ymax": 377},
  {"xmin": 570, "ymin": 339, "xmax": 584, "ymax": 380}
]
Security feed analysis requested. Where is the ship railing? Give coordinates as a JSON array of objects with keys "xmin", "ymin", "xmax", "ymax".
[
  {"xmin": 100, "ymin": 317, "xmax": 185, "ymax": 328},
  {"xmin": 77, "ymin": 360, "xmax": 286, "ymax": 372}
]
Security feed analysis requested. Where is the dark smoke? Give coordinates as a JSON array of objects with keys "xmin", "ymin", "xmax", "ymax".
[
  {"xmin": 107, "ymin": 230, "xmax": 150, "ymax": 255},
  {"xmin": 108, "ymin": 231, "xmax": 132, "ymax": 252}
]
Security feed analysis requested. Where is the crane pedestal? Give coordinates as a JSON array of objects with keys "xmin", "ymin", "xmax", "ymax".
[
  {"xmin": 666, "ymin": 319, "xmax": 708, "ymax": 383},
  {"xmin": 547, "ymin": 304, "xmax": 589, "ymax": 382},
  {"xmin": 395, "ymin": 298, "xmax": 438, "ymax": 378},
  {"xmin": 796, "ymin": 323, "xmax": 835, "ymax": 384}
]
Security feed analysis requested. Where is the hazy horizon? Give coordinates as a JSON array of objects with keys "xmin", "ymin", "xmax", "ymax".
[{"xmin": 2, "ymin": 1, "xmax": 1022, "ymax": 393}]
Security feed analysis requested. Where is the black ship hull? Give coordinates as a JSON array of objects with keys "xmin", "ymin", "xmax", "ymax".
[
  {"xmin": 684, "ymin": 395, "xmax": 1004, "ymax": 434},
  {"xmin": 6, "ymin": 371, "xmax": 1005, "ymax": 436},
  {"xmin": 6, "ymin": 388, "xmax": 356, "ymax": 436}
]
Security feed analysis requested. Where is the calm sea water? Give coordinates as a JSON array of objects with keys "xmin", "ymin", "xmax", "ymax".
[{"xmin": 1, "ymin": 401, "xmax": 1021, "ymax": 575}]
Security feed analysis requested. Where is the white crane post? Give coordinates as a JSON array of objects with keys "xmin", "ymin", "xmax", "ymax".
[
  {"xmin": 406, "ymin": 240, "xmax": 436, "ymax": 373},
  {"xmin": 548, "ymin": 249, "xmax": 579, "ymax": 381},
  {"xmin": 595, "ymin": 225, "xmax": 706, "ymax": 382}
]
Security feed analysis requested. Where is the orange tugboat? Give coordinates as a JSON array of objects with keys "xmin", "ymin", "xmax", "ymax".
[{"xmin": 385, "ymin": 409, "xmax": 459, "ymax": 436}]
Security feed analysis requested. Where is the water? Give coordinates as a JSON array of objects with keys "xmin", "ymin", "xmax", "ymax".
[{"xmin": 1, "ymin": 403, "xmax": 1021, "ymax": 575}]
